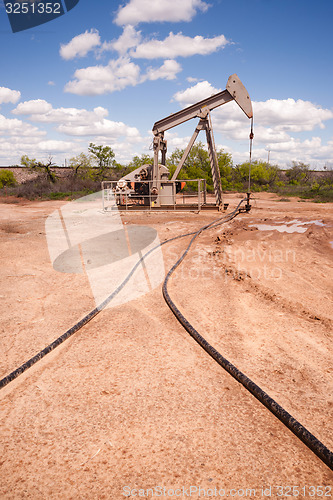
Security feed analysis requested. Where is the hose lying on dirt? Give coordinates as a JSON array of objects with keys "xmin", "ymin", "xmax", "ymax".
[
  {"xmin": 162, "ymin": 211, "xmax": 333, "ymax": 471},
  {"xmin": 1, "ymin": 198, "xmax": 332, "ymax": 471}
]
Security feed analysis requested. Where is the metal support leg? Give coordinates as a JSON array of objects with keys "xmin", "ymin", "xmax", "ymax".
[{"xmin": 205, "ymin": 112, "xmax": 223, "ymax": 208}]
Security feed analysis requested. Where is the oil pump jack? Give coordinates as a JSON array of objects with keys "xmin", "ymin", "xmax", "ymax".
[{"xmin": 113, "ymin": 74, "xmax": 253, "ymax": 209}]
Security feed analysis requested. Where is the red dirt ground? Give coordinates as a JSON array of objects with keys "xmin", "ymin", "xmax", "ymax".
[{"xmin": 0, "ymin": 192, "xmax": 332, "ymax": 498}]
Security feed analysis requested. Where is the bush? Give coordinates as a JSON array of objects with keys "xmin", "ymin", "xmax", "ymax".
[
  {"xmin": 275, "ymin": 181, "xmax": 285, "ymax": 188},
  {"xmin": 0, "ymin": 169, "xmax": 17, "ymax": 188},
  {"xmin": 2, "ymin": 175, "xmax": 101, "ymax": 200}
]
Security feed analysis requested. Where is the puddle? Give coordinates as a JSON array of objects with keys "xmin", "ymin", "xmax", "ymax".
[
  {"xmin": 249, "ymin": 223, "xmax": 307, "ymax": 233},
  {"xmin": 249, "ymin": 219, "xmax": 326, "ymax": 234},
  {"xmin": 330, "ymin": 241, "xmax": 333, "ymax": 249},
  {"xmin": 288, "ymin": 219, "xmax": 326, "ymax": 227}
]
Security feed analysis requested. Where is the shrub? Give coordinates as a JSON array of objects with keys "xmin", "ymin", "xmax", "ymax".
[
  {"xmin": 0, "ymin": 169, "xmax": 17, "ymax": 188},
  {"xmin": 2, "ymin": 175, "xmax": 101, "ymax": 200}
]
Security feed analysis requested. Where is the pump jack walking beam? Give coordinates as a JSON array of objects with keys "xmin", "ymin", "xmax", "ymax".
[{"xmin": 151, "ymin": 74, "xmax": 253, "ymax": 207}]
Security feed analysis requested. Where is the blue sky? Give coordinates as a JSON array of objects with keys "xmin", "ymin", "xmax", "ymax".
[{"xmin": 1, "ymin": 0, "xmax": 333, "ymax": 169}]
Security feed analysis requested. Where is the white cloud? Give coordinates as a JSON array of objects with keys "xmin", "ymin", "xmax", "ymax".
[
  {"xmin": 12, "ymin": 100, "xmax": 142, "ymax": 143},
  {"xmin": 254, "ymin": 98, "xmax": 333, "ymax": 132},
  {"xmin": 107, "ymin": 25, "xmax": 142, "ymax": 55},
  {"xmin": 268, "ymin": 136, "xmax": 322, "ymax": 153},
  {"xmin": 247, "ymin": 126, "xmax": 290, "ymax": 144},
  {"xmin": 164, "ymin": 132, "xmax": 192, "ymax": 151},
  {"xmin": 131, "ymin": 32, "xmax": 228, "ymax": 59},
  {"xmin": 212, "ymin": 99, "xmax": 333, "ymax": 143},
  {"xmin": 0, "ymin": 135, "xmax": 81, "ymax": 166},
  {"xmin": 58, "ymin": 119, "xmax": 141, "ymax": 141},
  {"xmin": 144, "ymin": 60, "xmax": 182, "ymax": 81},
  {"xmin": 0, "ymin": 87, "xmax": 21, "ymax": 105},
  {"xmin": 60, "ymin": 29, "xmax": 101, "ymax": 60},
  {"xmin": 0, "ymin": 108, "xmax": 144, "ymax": 165},
  {"xmin": 252, "ymin": 136, "xmax": 333, "ymax": 168},
  {"xmin": 173, "ymin": 80, "xmax": 221, "ymax": 105},
  {"xmin": 65, "ymin": 54, "xmax": 183, "ymax": 96},
  {"xmin": 0, "ymin": 113, "xmax": 56, "ymax": 164},
  {"xmin": 60, "ymin": 27, "xmax": 227, "ymax": 98},
  {"xmin": 212, "ymin": 98, "xmax": 333, "ymax": 162},
  {"xmin": 37, "ymin": 140, "xmax": 75, "ymax": 152},
  {"xmin": 13, "ymin": 99, "xmax": 53, "ymax": 115},
  {"xmin": 13, "ymin": 100, "xmax": 109, "ymax": 125},
  {"xmin": 0, "ymin": 94, "xmax": 147, "ymax": 166},
  {"xmin": 114, "ymin": 0, "xmax": 210, "ymax": 26},
  {"xmin": 0, "ymin": 113, "xmax": 45, "ymax": 137},
  {"xmin": 64, "ymin": 57, "xmax": 141, "ymax": 96}
]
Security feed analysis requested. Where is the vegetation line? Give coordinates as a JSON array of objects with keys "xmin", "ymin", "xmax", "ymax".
[{"xmin": 1, "ymin": 142, "xmax": 333, "ymax": 202}]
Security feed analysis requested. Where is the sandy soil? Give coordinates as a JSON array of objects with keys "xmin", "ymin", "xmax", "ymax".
[{"xmin": 0, "ymin": 192, "xmax": 332, "ymax": 499}]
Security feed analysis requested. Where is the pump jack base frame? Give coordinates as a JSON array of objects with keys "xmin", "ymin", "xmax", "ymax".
[{"xmin": 110, "ymin": 202, "xmax": 230, "ymax": 212}]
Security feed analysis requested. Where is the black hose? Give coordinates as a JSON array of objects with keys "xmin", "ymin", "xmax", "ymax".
[{"xmin": 162, "ymin": 211, "xmax": 333, "ymax": 471}]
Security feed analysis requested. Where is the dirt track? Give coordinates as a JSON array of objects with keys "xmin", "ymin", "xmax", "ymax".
[{"xmin": 0, "ymin": 192, "xmax": 332, "ymax": 498}]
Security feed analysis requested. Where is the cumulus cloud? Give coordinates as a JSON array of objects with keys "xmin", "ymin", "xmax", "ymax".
[
  {"xmin": 0, "ymin": 135, "xmax": 79, "ymax": 166},
  {"xmin": 58, "ymin": 119, "xmax": 141, "ymax": 141},
  {"xmin": 164, "ymin": 132, "xmax": 193, "ymax": 151},
  {"xmin": 144, "ymin": 60, "xmax": 182, "ymax": 81},
  {"xmin": 65, "ymin": 55, "xmax": 184, "ymax": 96},
  {"xmin": 12, "ymin": 100, "xmax": 142, "ymax": 143},
  {"xmin": 0, "ymin": 114, "xmax": 56, "ymax": 163},
  {"xmin": 37, "ymin": 140, "xmax": 75, "ymax": 152},
  {"xmin": 0, "ymin": 113, "xmax": 45, "ymax": 137},
  {"xmin": 0, "ymin": 87, "xmax": 21, "ymax": 105},
  {"xmin": 254, "ymin": 98, "xmax": 333, "ymax": 132},
  {"xmin": 213, "ymin": 98, "xmax": 333, "ymax": 148},
  {"xmin": 60, "ymin": 29, "xmax": 101, "ymax": 60},
  {"xmin": 247, "ymin": 126, "xmax": 290, "ymax": 144},
  {"xmin": 60, "ymin": 27, "xmax": 229, "ymax": 96},
  {"xmin": 131, "ymin": 32, "xmax": 229, "ymax": 59},
  {"xmin": 173, "ymin": 81, "xmax": 221, "ymax": 105},
  {"xmin": 106, "ymin": 25, "xmax": 142, "ymax": 55},
  {"xmin": 13, "ymin": 100, "xmax": 109, "ymax": 125},
  {"xmin": 114, "ymin": 0, "xmax": 210, "ymax": 26},
  {"xmin": 64, "ymin": 57, "xmax": 141, "ymax": 96},
  {"xmin": 13, "ymin": 99, "xmax": 53, "ymax": 116}
]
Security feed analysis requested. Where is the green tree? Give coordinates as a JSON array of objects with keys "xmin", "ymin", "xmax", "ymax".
[
  {"xmin": 234, "ymin": 160, "xmax": 280, "ymax": 190},
  {"xmin": 68, "ymin": 152, "xmax": 93, "ymax": 177},
  {"xmin": 21, "ymin": 155, "xmax": 57, "ymax": 183},
  {"xmin": 88, "ymin": 143, "xmax": 116, "ymax": 180},
  {"xmin": 127, "ymin": 154, "xmax": 153, "ymax": 172},
  {"xmin": 167, "ymin": 142, "xmax": 213, "ymax": 190},
  {"xmin": 0, "ymin": 169, "xmax": 17, "ymax": 189},
  {"xmin": 166, "ymin": 142, "xmax": 235, "ymax": 192},
  {"xmin": 217, "ymin": 150, "xmax": 233, "ymax": 190},
  {"xmin": 310, "ymin": 166, "xmax": 333, "ymax": 192},
  {"xmin": 285, "ymin": 161, "xmax": 311, "ymax": 185}
]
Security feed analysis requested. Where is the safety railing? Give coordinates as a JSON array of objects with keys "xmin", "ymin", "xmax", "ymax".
[{"xmin": 101, "ymin": 179, "xmax": 208, "ymax": 211}]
